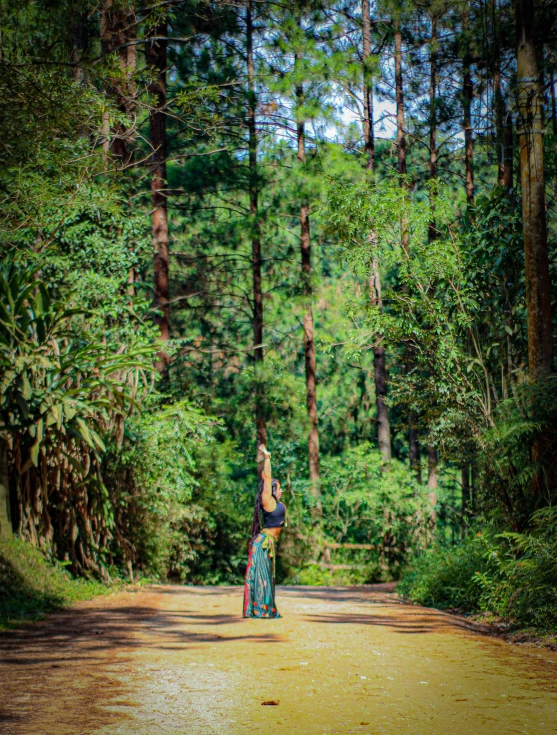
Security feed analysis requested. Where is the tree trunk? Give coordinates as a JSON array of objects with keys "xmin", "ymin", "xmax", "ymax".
[
  {"xmin": 246, "ymin": 1, "xmax": 267, "ymax": 448},
  {"xmin": 493, "ymin": 9, "xmax": 506, "ymax": 187},
  {"xmin": 395, "ymin": 18, "xmax": 420, "ymax": 478},
  {"xmin": 146, "ymin": 19, "xmax": 170, "ymax": 364},
  {"xmin": 363, "ymin": 0, "xmax": 391, "ymax": 463},
  {"xmin": 426, "ymin": 18, "xmax": 439, "ymax": 505},
  {"xmin": 100, "ymin": 0, "xmax": 137, "ymax": 164},
  {"xmin": 515, "ymin": 0, "xmax": 552, "ymax": 380},
  {"xmin": 0, "ymin": 438, "xmax": 12, "ymax": 540},
  {"xmin": 462, "ymin": 8, "xmax": 475, "ymax": 205},
  {"xmin": 428, "ymin": 445, "xmax": 438, "ymax": 526},
  {"xmin": 409, "ymin": 423, "xmax": 421, "ymax": 483},
  {"xmin": 369, "ymin": 269, "xmax": 391, "ymax": 462},
  {"xmin": 428, "ymin": 16, "xmax": 438, "ymax": 241},
  {"xmin": 461, "ymin": 463, "xmax": 470, "ymax": 536},
  {"xmin": 71, "ymin": 10, "xmax": 88, "ymax": 85},
  {"xmin": 394, "ymin": 21, "xmax": 407, "ymax": 181},
  {"xmin": 362, "ymin": 0, "xmax": 375, "ymax": 172},
  {"xmin": 515, "ymin": 0, "xmax": 553, "ymax": 496},
  {"xmin": 297, "ymin": 85, "xmax": 321, "ymax": 512},
  {"xmin": 502, "ymin": 112, "xmax": 514, "ymax": 191},
  {"xmin": 550, "ymin": 68, "xmax": 557, "ymax": 136}
]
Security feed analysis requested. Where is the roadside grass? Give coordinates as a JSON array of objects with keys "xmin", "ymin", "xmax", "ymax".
[{"xmin": 0, "ymin": 537, "xmax": 109, "ymax": 630}]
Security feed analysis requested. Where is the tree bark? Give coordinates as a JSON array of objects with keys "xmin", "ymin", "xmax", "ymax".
[
  {"xmin": 246, "ymin": 1, "xmax": 267, "ymax": 448},
  {"xmin": 100, "ymin": 0, "xmax": 137, "ymax": 164},
  {"xmin": 409, "ymin": 423, "xmax": 421, "ymax": 483},
  {"xmin": 395, "ymin": 18, "xmax": 420, "ymax": 479},
  {"xmin": 369, "ymin": 269, "xmax": 391, "ymax": 462},
  {"xmin": 493, "ymin": 2, "xmax": 506, "ymax": 187},
  {"xmin": 146, "ymin": 19, "xmax": 170, "ymax": 363},
  {"xmin": 428, "ymin": 445, "xmax": 438, "ymax": 525},
  {"xmin": 394, "ymin": 21, "xmax": 407, "ymax": 181},
  {"xmin": 502, "ymin": 112, "xmax": 514, "ymax": 191},
  {"xmin": 428, "ymin": 16, "xmax": 438, "ymax": 242},
  {"xmin": 515, "ymin": 0, "xmax": 552, "ymax": 380},
  {"xmin": 550, "ymin": 68, "xmax": 557, "ymax": 137},
  {"xmin": 461, "ymin": 463, "xmax": 470, "ymax": 536},
  {"xmin": 71, "ymin": 10, "xmax": 88, "ymax": 85},
  {"xmin": 296, "ymin": 84, "xmax": 321, "ymax": 511},
  {"xmin": 362, "ymin": 0, "xmax": 375, "ymax": 172},
  {"xmin": 462, "ymin": 8, "xmax": 475, "ymax": 205},
  {"xmin": 363, "ymin": 0, "xmax": 391, "ymax": 463},
  {"xmin": 515, "ymin": 0, "xmax": 553, "ymax": 496},
  {"xmin": 426, "ymin": 17, "xmax": 439, "ymax": 504},
  {"xmin": 0, "ymin": 438, "xmax": 12, "ymax": 540}
]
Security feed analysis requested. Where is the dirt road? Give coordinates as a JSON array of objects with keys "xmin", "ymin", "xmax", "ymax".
[{"xmin": 1, "ymin": 584, "xmax": 556, "ymax": 735}]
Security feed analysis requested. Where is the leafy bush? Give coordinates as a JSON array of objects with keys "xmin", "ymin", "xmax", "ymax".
[
  {"xmin": 399, "ymin": 508, "xmax": 557, "ymax": 631},
  {"xmin": 278, "ymin": 444, "xmax": 433, "ymax": 584},
  {"xmin": 102, "ymin": 399, "xmax": 219, "ymax": 580},
  {"xmin": 0, "ymin": 258, "xmax": 155, "ymax": 577}
]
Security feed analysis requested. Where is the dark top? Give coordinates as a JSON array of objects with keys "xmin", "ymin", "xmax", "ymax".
[{"xmin": 263, "ymin": 501, "xmax": 286, "ymax": 529}]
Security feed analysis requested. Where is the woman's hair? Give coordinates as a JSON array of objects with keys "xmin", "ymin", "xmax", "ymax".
[{"xmin": 250, "ymin": 479, "xmax": 279, "ymax": 548}]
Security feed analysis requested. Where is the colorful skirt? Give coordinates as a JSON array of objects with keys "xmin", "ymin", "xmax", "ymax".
[{"xmin": 243, "ymin": 531, "xmax": 281, "ymax": 618}]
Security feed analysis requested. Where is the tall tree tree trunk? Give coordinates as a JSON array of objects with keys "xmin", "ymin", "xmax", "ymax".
[
  {"xmin": 515, "ymin": 0, "xmax": 552, "ymax": 379},
  {"xmin": 427, "ymin": 16, "xmax": 439, "ymax": 507},
  {"xmin": 395, "ymin": 18, "xmax": 420, "ymax": 480},
  {"xmin": 0, "ymin": 438, "xmax": 12, "ymax": 539},
  {"xmin": 100, "ymin": 0, "xmax": 137, "ymax": 164},
  {"xmin": 492, "ymin": 0, "xmax": 507, "ymax": 187},
  {"xmin": 362, "ymin": 0, "xmax": 375, "ymax": 172},
  {"xmin": 428, "ymin": 15, "xmax": 438, "ymax": 240},
  {"xmin": 394, "ymin": 21, "xmax": 407, "ymax": 183},
  {"xmin": 146, "ymin": 19, "xmax": 170, "ymax": 365},
  {"xmin": 462, "ymin": 7, "xmax": 475, "ymax": 205},
  {"xmin": 550, "ymin": 68, "xmax": 557, "ymax": 136},
  {"xmin": 461, "ymin": 463, "xmax": 470, "ymax": 537},
  {"xmin": 246, "ymin": 1, "xmax": 267, "ymax": 448},
  {"xmin": 71, "ymin": 9, "xmax": 88, "ymax": 85},
  {"xmin": 428, "ymin": 445, "xmax": 438, "ymax": 521},
  {"xmin": 296, "ymin": 85, "xmax": 321, "ymax": 512},
  {"xmin": 502, "ymin": 112, "xmax": 514, "ymax": 191},
  {"xmin": 515, "ymin": 0, "xmax": 553, "ymax": 496},
  {"xmin": 363, "ymin": 0, "xmax": 391, "ymax": 463}
]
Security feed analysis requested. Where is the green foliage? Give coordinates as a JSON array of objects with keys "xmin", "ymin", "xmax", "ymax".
[
  {"xmin": 0, "ymin": 536, "xmax": 106, "ymax": 629},
  {"xmin": 103, "ymin": 399, "xmax": 220, "ymax": 579},
  {"xmin": 320, "ymin": 444, "xmax": 432, "ymax": 578},
  {"xmin": 478, "ymin": 375, "xmax": 557, "ymax": 528},
  {"xmin": 399, "ymin": 508, "xmax": 557, "ymax": 631}
]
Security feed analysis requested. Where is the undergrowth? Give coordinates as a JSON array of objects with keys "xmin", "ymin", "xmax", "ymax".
[
  {"xmin": 0, "ymin": 537, "xmax": 108, "ymax": 629},
  {"xmin": 398, "ymin": 508, "xmax": 557, "ymax": 632}
]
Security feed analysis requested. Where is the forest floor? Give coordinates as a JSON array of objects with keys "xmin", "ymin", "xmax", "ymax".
[{"xmin": 1, "ymin": 584, "xmax": 557, "ymax": 735}]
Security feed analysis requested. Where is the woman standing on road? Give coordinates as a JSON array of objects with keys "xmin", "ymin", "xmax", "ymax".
[{"xmin": 243, "ymin": 446, "xmax": 285, "ymax": 618}]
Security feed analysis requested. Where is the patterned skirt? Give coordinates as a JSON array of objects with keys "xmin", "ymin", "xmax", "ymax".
[{"xmin": 243, "ymin": 530, "xmax": 281, "ymax": 618}]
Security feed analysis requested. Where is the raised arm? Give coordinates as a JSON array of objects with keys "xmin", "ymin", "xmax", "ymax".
[{"xmin": 258, "ymin": 445, "xmax": 276, "ymax": 512}]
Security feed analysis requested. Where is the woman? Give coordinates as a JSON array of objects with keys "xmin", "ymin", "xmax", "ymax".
[{"xmin": 243, "ymin": 446, "xmax": 285, "ymax": 618}]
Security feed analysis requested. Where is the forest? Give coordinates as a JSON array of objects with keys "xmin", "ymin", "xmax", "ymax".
[{"xmin": 0, "ymin": 0, "xmax": 556, "ymax": 633}]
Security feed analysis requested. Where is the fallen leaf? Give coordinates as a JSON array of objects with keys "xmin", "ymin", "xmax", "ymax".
[{"xmin": 262, "ymin": 700, "xmax": 280, "ymax": 706}]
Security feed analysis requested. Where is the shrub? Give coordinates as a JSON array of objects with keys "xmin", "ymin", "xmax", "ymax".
[{"xmin": 399, "ymin": 508, "xmax": 557, "ymax": 632}]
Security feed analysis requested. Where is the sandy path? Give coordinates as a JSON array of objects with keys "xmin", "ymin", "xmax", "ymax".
[{"xmin": 1, "ymin": 584, "xmax": 556, "ymax": 735}]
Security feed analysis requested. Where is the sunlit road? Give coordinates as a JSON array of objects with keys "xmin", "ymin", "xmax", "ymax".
[{"xmin": 1, "ymin": 584, "xmax": 556, "ymax": 735}]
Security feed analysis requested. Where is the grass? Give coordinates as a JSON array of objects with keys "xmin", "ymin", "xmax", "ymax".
[{"xmin": 0, "ymin": 536, "xmax": 108, "ymax": 630}]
